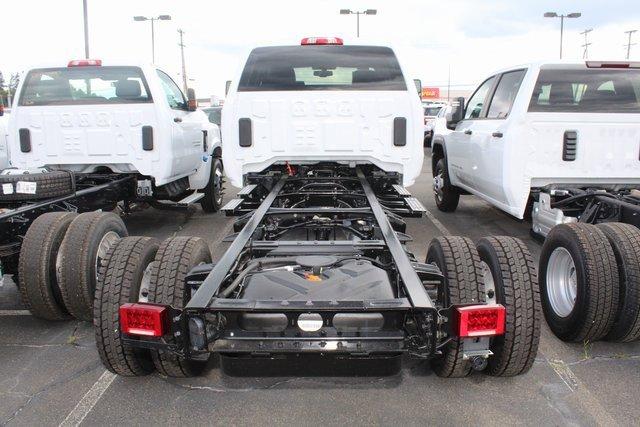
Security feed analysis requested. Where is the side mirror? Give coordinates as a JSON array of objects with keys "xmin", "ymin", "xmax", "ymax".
[
  {"xmin": 446, "ymin": 97, "xmax": 465, "ymax": 130},
  {"xmin": 413, "ymin": 79, "xmax": 422, "ymax": 96},
  {"xmin": 187, "ymin": 88, "xmax": 197, "ymax": 111},
  {"xmin": 225, "ymin": 80, "xmax": 232, "ymax": 96}
]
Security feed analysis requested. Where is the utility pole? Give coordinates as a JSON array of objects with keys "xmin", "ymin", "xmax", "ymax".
[
  {"xmin": 447, "ymin": 65, "xmax": 451, "ymax": 102},
  {"xmin": 178, "ymin": 29, "xmax": 188, "ymax": 93},
  {"xmin": 83, "ymin": 0, "xmax": 90, "ymax": 58},
  {"xmin": 624, "ymin": 30, "xmax": 637, "ymax": 59},
  {"xmin": 580, "ymin": 28, "xmax": 592, "ymax": 59}
]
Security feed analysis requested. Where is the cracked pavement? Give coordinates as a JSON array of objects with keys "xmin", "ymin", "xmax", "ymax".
[{"xmin": 1, "ymin": 151, "xmax": 639, "ymax": 426}]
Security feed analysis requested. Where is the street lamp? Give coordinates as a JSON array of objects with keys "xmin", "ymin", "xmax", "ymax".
[
  {"xmin": 133, "ymin": 15, "xmax": 172, "ymax": 63},
  {"xmin": 340, "ymin": 9, "xmax": 377, "ymax": 38},
  {"xmin": 544, "ymin": 11, "xmax": 581, "ymax": 59}
]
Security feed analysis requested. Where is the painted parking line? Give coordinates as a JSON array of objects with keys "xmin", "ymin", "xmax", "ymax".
[
  {"xmin": 0, "ymin": 309, "xmax": 31, "ymax": 316},
  {"xmin": 59, "ymin": 370, "xmax": 116, "ymax": 427}
]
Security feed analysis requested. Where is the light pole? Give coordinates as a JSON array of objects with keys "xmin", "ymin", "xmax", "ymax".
[
  {"xmin": 178, "ymin": 29, "xmax": 188, "ymax": 94},
  {"xmin": 580, "ymin": 28, "xmax": 592, "ymax": 59},
  {"xmin": 83, "ymin": 0, "xmax": 90, "ymax": 58},
  {"xmin": 133, "ymin": 15, "xmax": 172, "ymax": 64},
  {"xmin": 624, "ymin": 30, "xmax": 637, "ymax": 59},
  {"xmin": 340, "ymin": 9, "xmax": 377, "ymax": 38},
  {"xmin": 544, "ymin": 12, "xmax": 581, "ymax": 59}
]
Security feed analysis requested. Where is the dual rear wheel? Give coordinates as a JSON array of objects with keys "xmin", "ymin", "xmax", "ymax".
[
  {"xmin": 426, "ymin": 235, "xmax": 540, "ymax": 377},
  {"xmin": 540, "ymin": 222, "xmax": 640, "ymax": 343},
  {"xmin": 94, "ymin": 236, "xmax": 212, "ymax": 377},
  {"xmin": 18, "ymin": 211, "xmax": 128, "ymax": 321}
]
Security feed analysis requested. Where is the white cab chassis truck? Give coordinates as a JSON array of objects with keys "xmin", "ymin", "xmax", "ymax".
[
  {"xmin": 93, "ymin": 38, "xmax": 540, "ymax": 379},
  {"xmin": 431, "ymin": 61, "xmax": 640, "ymax": 344},
  {"xmin": 0, "ymin": 60, "xmax": 223, "ymax": 322}
]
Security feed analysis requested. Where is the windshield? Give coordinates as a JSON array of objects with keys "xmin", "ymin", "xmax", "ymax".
[
  {"xmin": 19, "ymin": 66, "xmax": 152, "ymax": 106},
  {"xmin": 423, "ymin": 106, "xmax": 442, "ymax": 116},
  {"xmin": 238, "ymin": 46, "xmax": 406, "ymax": 91},
  {"xmin": 528, "ymin": 67, "xmax": 640, "ymax": 113}
]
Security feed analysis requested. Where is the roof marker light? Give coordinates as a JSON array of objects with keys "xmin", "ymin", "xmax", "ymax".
[
  {"xmin": 301, "ymin": 37, "xmax": 343, "ymax": 46},
  {"xmin": 68, "ymin": 59, "xmax": 103, "ymax": 67},
  {"xmin": 586, "ymin": 61, "xmax": 640, "ymax": 69}
]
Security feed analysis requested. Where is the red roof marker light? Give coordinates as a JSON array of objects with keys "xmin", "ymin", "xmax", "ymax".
[
  {"xmin": 119, "ymin": 303, "xmax": 168, "ymax": 337},
  {"xmin": 301, "ymin": 37, "xmax": 343, "ymax": 46},
  {"xmin": 455, "ymin": 304, "xmax": 506, "ymax": 338},
  {"xmin": 586, "ymin": 61, "xmax": 640, "ymax": 69},
  {"xmin": 68, "ymin": 59, "xmax": 102, "ymax": 67}
]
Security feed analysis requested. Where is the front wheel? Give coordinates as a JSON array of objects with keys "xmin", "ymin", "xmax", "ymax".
[
  {"xmin": 433, "ymin": 158, "xmax": 459, "ymax": 212},
  {"xmin": 200, "ymin": 158, "xmax": 223, "ymax": 213}
]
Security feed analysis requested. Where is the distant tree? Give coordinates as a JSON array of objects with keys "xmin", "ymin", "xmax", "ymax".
[
  {"xmin": 0, "ymin": 71, "xmax": 6, "ymax": 106},
  {"xmin": 9, "ymin": 73, "xmax": 20, "ymax": 98}
]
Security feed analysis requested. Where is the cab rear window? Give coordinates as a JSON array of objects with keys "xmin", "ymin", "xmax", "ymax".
[
  {"xmin": 19, "ymin": 66, "xmax": 152, "ymax": 106},
  {"xmin": 528, "ymin": 68, "xmax": 640, "ymax": 113},
  {"xmin": 238, "ymin": 46, "xmax": 406, "ymax": 91}
]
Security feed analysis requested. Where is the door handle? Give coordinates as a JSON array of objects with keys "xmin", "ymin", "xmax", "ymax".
[
  {"xmin": 173, "ymin": 117, "xmax": 182, "ymax": 123},
  {"xmin": 492, "ymin": 131, "xmax": 503, "ymax": 138},
  {"xmin": 464, "ymin": 129, "xmax": 472, "ymax": 135}
]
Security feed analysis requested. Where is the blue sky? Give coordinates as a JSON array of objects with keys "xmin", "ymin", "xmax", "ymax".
[{"xmin": 2, "ymin": 0, "xmax": 639, "ymax": 96}]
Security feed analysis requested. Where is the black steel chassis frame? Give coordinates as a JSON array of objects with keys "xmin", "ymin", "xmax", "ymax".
[
  {"xmin": 548, "ymin": 187, "xmax": 640, "ymax": 228},
  {"xmin": 127, "ymin": 166, "xmax": 444, "ymax": 360},
  {"xmin": 0, "ymin": 174, "xmax": 136, "ymax": 275}
]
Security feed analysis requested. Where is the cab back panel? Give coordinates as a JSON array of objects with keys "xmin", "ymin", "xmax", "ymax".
[{"xmin": 9, "ymin": 104, "xmax": 166, "ymax": 176}]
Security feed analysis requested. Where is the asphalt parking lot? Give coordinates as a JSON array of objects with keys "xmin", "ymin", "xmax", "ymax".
[{"xmin": 1, "ymin": 150, "xmax": 638, "ymax": 426}]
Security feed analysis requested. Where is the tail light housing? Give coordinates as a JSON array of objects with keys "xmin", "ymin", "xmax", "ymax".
[
  {"xmin": 301, "ymin": 37, "xmax": 343, "ymax": 45},
  {"xmin": 455, "ymin": 304, "xmax": 506, "ymax": 337},
  {"xmin": 119, "ymin": 303, "xmax": 168, "ymax": 337}
]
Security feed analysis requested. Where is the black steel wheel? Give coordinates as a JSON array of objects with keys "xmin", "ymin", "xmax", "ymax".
[
  {"xmin": 433, "ymin": 158, "xmax": 459, "ymax": 212},
  {"xmin": 201, "ymin": 158, "xmax": 223, "ymax": 213}
]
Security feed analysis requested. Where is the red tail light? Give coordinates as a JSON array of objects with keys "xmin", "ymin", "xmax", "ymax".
[
  {"xmin": 119, "ymin": 303, "xmax": 168, "ymax": 337},
  {"xmin": 301, "ymin": 37, "xmax": 343, "ymax": 45},
  {"xmin": 455, "ymin": 304, "xmax": 505, "ymax": 337},
  {"xmin": 68, "ymin": 59, "xmax": 102, "ymax": 67}
]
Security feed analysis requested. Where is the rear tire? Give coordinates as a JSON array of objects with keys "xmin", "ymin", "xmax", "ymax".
[
  {"xmin": 433, "ymin": 158, "xmax": 459, "ymax": 212},
  {"xmin": 94, "ymin": 237, "xmax": 158, "ymax": 376},
  {"xmin": 59, "ymin": 211, "xmax": 128, "ymax": 321},
  {"xmin": 18, "ymin": 212, "xmax": 77, "ymax": 320},
  {"xmin": 596, "ymin": 223, "xmax": 640, "ymax": 342},
  {"xmin": 200, "ymin": 158, "xmax": 223, "ymax": 213},
  {"xmin": 426, "ymin": 236, "xmax": 484, "ymax": 378},
  {"xmin": 476, "ymin": 237, "xmax": 540, "ymax": 376},
  {"xmin": 539, "ymin": 223, "xmax": 619, "ymax": 342},
  {"xmin": 149, "ymin": 236, "xmax": 212, "ymax": 377}
]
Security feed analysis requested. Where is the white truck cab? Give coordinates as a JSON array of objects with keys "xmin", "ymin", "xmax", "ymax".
[
  {"xmin": 432, "ymin": 61, "xmax": 640, "ymax": 235},
  {"xmin": 222, "ymin": 37, "xmax": 424, "ymax": 188},
  {"xmin": 6, "ymin": 60, "xmax": 222, "ymax": 210}
]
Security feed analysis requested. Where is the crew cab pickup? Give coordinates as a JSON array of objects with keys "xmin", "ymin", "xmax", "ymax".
[
  {"xmin": 432, "ymin": 61, "xmax": 640, "ymax": 236},
  {"xmin": 221, "ymin": 38, "xmax": 424, "ymax": 189},
  {"xmin": 5, "ymin": 60, "xmax": 223, "ymax": 211}
]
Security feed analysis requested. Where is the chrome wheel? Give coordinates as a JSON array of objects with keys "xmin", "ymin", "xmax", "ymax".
[
  {"xmin": 481, "ymin": 261, "xmax": 497, "ymax": 304},
  {"xmin": 214, "ymin": 165, "xmax": 223, "ymax": 206},
  {"xmin": 433, "ymin": 173, "xmax": 444, "ymax": 202},
  {"xmin": 546, "ymin": 247, "xmax": 577, "ymax": 317},
  {"xmin": 138, "ymin": 262, "xmax": 154, "ymax": 303},
  {"xmin": 96, "ymin": 231, "xmax": 120, "ymax": 277}
]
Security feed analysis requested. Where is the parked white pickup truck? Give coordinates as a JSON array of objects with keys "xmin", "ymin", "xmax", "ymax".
[
  {"xmin": 432, "ymin": 61, "xmax": 640, "ymax": 345},
  {"xmin": 5, "ymin": 59, "xmax": 223, "ymax": 211},
  {"xmin": 0, "ymin": 60, "xmax": 224, "ymax": 322}
]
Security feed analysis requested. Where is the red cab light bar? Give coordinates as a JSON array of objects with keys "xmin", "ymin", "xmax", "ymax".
[
  {"xmin": 119, "ymin": 303, "xmax": 168, "ymax": 337},
  {"xmin": 586, "ymin": 61, "xmax": 640, "ymax": 69},
  {"xmin": 68, "ymin": 59, "xmax": 102, "ymax": 67},
  {"xmin": 455, "ymin": 304, "xmax": 506, "ymax": 338},
  {"xmin": 301, "ymin": 37, "xmax": 343, "ymax": 46}
]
